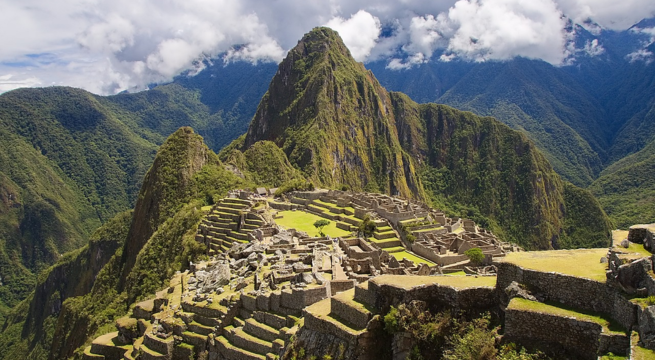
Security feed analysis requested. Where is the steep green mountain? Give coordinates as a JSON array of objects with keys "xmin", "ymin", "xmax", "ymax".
[
  {"xmin": 0, "ymin": 87, "xmax": 157, "ymax": 321},
  {"xmin": 242, "ymin": 28, "xmax": 424, "ymax": 199},
  {"xmin": 437, "ymin": 59, "xmax": 608, "ymax": 186},
  {"xmin": 0, "ymin": 128, "xmax": 251, "ymax": 360},
  {"xmin": 369, "ymin": 58, "xmax": 608, "ymax": 187},
  {"xmin": 0, "ymin": 66, "xmax": 273, "ymax": 321},
  {"xmin": 590, "ymin": 132, "xmax": 655, "ymax": 228},
  {"xmin": 237, "ymin": 27, "xmax": 612, "ymax": 250}
]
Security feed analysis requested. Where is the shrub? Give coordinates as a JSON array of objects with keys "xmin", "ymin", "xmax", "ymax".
[
  {"xmin": 357, "ymin": 215, "xmax": 376, "ymax": 238},
  {"xmin": 384, "ymin": 306, "xmax": 400, "ymax": 334},
  {"xmin": 274, "ymin": 179, "xmax": 314, "ymax": 196},
  {"xmin": 464, "ymin": 248, "xmax": 485, "ymax": 265}
]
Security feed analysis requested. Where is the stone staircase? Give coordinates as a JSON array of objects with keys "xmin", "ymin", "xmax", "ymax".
[
  {"xmin": 213, "ymin": 309, "xmax": 299, "ymax": 360},
  {"xmin": 196, "ymin": 198, "xmax": 265, "ymax": 256}
]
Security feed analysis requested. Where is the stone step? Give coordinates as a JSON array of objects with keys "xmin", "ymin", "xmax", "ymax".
[
  {"xmin": 208, "ymin": 216, "xmax": 231, "ymax": 224},
  {"xmin": 89, "ymin": 332, "xmax": 130, "ymax": 360},
  {"xmin": 216, "ymin": 206, "xmax": 242, "ymax": 215},
  {"xmin": 143, "ymin": 332, "xmax": 174, "ymax": 356},
  {"xmin": 221, "ymin": 202, "xmax": 249, "ymax": 210},
  {"xmin": 133, "ymin": 300, "xmax": 155, "ymax": 320},
  {"xmin": 124, "ymin": 335, "xmax": 143, "ymax": 360},
  {"xmin": 222, "ymin": 198, "xmax": 253, "ymax": 206},
  {"xmin": 306, "ymin": 204, "xmax": 325, "ymax": 213},
  {"xmin": 83, "ymin": 346, "xmax": 105, "ymax": 359},
  {"xmin": 371, "ymin": 238, "xmax": 402, "ymax": 248},
  {"xmin": 373, "ymin": 230, "xmax": 397, "ymax": 240},
  {"xmin": 253, "ymin": 311, "xmax": 287, "ymax": 330},
  {"xmin": 233, "ymin": 317, "xmax": 246, "ymax": 328},
  {"xmin": 245, "ymin": 218, "xmax": 264, "ymax": 225},
  {"xmin": 215, "ymin": 335, "xmax": 266, "ymax": 360},
  {"xmin": 303, "ymin": 298, "xmax": 365, "ymax": 342},
  {"xmin": 224, "ymin": 326, "xmax": 274, "ymax": 355},
  {"xmin": 181, "ymin": 331, "xmax": 208, "ymax": 349},
  {"xmin": 244, "ymin": 318, "xmax": 279, "ymax": 342},
  {"xmin": 139, "ymin": 343, "xmax": 168, "ymax": 360},
  {"xmin": 194, "ymin": 313, "xmax": 221, "ymax": 327},
  {"xmin": 230, "ymin": 231, "xmax": 249, "ymax": 241},
  {"xmin": 330, "ymin": 288, "xmax": 373, "ymax": 329},
  {"xmin": 188, "ymin": 321, "xmax": 214, "ymax": 336},
  {"xmin": 341, "ymin": 216, "xmax": 361, "ymax": 226},
  {"xmin": 212, "ymin": 211, "xmax": 240, "ymax": 220},
  {"xmin": 354, "ymin": 281, "xmax": 375, "ymax": 307},
  {"xmin": 242, "ymin": 224, "xmax": 260, "ymax": 230},
  {"xmin": 173, "ymin": 343, "xmax": 195, "ymax": 360},
  {"xmin": 182, "ymin": 300, "xmax": 227, "ymax": 318}
]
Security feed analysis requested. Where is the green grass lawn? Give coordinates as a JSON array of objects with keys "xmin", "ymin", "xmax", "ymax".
[
  {"xmin": 508, "ymin": 298, "xmax": 624, "ymax": 333},
  {"xmin": 275, "ymin": 210, "xmax": 352, "ymax": 237},
  {"xmin": 499, "ymin": 249, "xmax": 608, "ymax": 282},
  {"xmin": 373, "ymin": 274, "xmax": 496, "ymax": 289},
  {"xmin": 391, "ymin": 251, "xmax": 435, "ymax": 266}
]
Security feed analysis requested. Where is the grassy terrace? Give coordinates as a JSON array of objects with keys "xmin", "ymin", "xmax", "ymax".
[
  {"xmin": 390, "ymin": 251, "xmax": 435, "ymax": 266},
  {"xmin": 372, "ymin": 274, "xmax": 496, "ymax": 289},
  {"xmin": 612, "ymin": 229, "xmax": 652, "ymax": 257},
  {"xmin": 499, "ymin": 249, "xmax": 608, "ymax": 282},
  {"xmin": 274, "ymin": 210, "xmax": 352, "ymax": 237},
  {"xmin": 508, "ymin": 298, "xmax": 625, "ymax": 334},
  {"xmin": 633, "ymin": 331, "xmax": 655, "ymax": 360}
]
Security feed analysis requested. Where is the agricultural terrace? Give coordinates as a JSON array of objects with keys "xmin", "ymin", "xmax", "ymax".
[
  {"xmin": 372, "ymin": 274, "xmax": 496, "ymax": 289},
  {"xmin": 499, "ymin": 249, "xmax": 609, "ymax": 282},
  {"xmin": 274, "ymin": 210, "xmax": 352, "ymax": 238}
]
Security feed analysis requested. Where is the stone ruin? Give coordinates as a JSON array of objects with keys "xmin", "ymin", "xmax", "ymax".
[{"xmin": 82, "ymin": 189, "xmax": 515, "ymax": 360}]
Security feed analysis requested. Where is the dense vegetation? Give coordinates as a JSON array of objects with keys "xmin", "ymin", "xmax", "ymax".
[
  {"xmin": 0, "ymin": 61, "xmax": 272, "ymax": 321},
  {"xmin": 2, "ymin": 22, "xmax": 652, "ymax": 360},
  {"xmin": 0, "ymin": 128, "xmax": 251, "ymax": 360},
  {"xmin": 242, "ymin": 27, "xmax": 424, "ymax": 199},
  {"xmin": 239, "ymin": 27, "xmax": 611, "ymax": 250},
  {"xmin": 380, "ymin": 302, "xmax": 548, "ymax": 360}
]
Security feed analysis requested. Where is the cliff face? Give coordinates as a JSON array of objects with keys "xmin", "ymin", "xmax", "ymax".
[
  {"xmin": 244, "ymin": 28, "xmax": 424, "ymax": 198},
  {"xmin": 241, "ymin": 27, "xmax": 611, "ymax": 249}
]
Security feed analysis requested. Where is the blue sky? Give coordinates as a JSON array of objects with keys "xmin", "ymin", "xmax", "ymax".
[{"xmin": 0, "ymin": 0, "xmax": 654, "ymax": 95}]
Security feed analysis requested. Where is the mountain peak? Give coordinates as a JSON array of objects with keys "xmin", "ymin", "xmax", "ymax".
[{"xmin": 293, "ymin": 27, "xmax": 353, "ymax": 58}]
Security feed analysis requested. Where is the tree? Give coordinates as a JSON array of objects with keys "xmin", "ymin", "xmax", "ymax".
[
  {"xmin": 357, "ymin": 215, "xmax": 376, "ymax": 238},
  {"xmin": 313, "ymin": 219, "xmax": 330, "ymax": 237},
  {"xmin": 464, "ymin": 248, "xmax": 485, "ymax": 265}
]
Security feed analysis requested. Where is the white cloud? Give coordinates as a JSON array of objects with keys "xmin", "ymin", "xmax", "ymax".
[
  {"xmin": 556, "ymin": 0, "xmax": 655, "ymax": 30},
  {"xmin": 626, "ymin": 27, "xmax": 655, "ymax": 63},
  {"xmin": 627, "ymin": 49, "xmax": 653, "ymax": 63},
  {"xmin": 0, "ymin": 0, "xmax": 654, "ymax": 94},
  {"xmin": 0, "ymin": 74, "xmax": 42, "ymax": 93},
  {"xmin": 325, "ymin": 10, "xmax": 381, "ymax": 61},
  {"xmin": 583, "ymin": 39, "xmax": 605, "ymax": 56},
  {"xmin": 442, "ymin": 0, "xmax": 567, "ymax": 64}
]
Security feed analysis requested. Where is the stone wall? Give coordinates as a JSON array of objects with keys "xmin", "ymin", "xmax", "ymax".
[
  {"xmin": 411, "ymin": 241, "xmax": 468, "ymax": 266},
  {"xmin": 496, "ymin": 262, "xmax": 637, "ymax": 331},
  {"xmin": 330, "ymin": 280, "xmax": 356, "ymax": 295},
  {"xmin": 367, "ymin": 280, "xmax": 496, "ymax": 314},
  {"xmin": 280, "ymin": 286, "xmax": 329, "ymax": 310},
  {"xmin": 505, "ymin": 307, "xmax": 605, "ymax": 360}
]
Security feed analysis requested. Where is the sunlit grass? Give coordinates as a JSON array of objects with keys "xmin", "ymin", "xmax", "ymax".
[
  {"xmin": 499, "ymin": 249, "xmax": 608, "ymax": 282},
  {"xmin": 275, "ymin": 210, "xmax": 352, "ymax": 237}
]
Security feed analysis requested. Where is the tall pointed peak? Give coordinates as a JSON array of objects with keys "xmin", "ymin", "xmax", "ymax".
[{"xmin": 291, "ymin": 27, "xmax": 353, "ymax": 59}]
